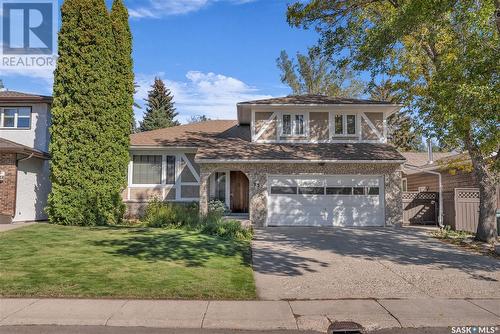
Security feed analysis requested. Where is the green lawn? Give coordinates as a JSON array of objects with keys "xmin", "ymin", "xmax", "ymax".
[{"xmin": 0, "ymin": 224, "xmax": 256, "ymax": 299}]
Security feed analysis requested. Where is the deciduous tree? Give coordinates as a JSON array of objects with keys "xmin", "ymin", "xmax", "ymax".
[{"xmin": 276, "ymin": 47, "xmax": 364, "ymax": 97}]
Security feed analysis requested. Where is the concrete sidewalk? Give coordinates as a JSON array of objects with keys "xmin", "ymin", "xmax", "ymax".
[{"xmin": 1, "ymin": 299, "xmax": 499, "ymax": 332}]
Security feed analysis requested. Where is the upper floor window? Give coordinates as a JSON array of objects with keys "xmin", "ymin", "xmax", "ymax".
[
  {"xmin": 282, "ymin": 114, "xmax": 305, "ymax": 136},
  {"xmin": 333, "ymin": 114, "xmax": 357, "ymax": 136},
  {"xmin": 0, "ymin": 107, "xmax": 31, "ymax": 129}
]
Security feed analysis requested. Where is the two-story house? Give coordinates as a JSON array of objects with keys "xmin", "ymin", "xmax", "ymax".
[
  {"xmin": 126, "ymin": 95, "xmax": 406, "ymax": 227},
  {"xmin": 0, "ymin": 90, "xmax": 52, "ymax": 224}
]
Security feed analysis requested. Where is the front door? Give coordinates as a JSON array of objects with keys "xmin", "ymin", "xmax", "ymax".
[{"xmin": 230, "ymin": 171, "xmax": 249, "ymax": 214}]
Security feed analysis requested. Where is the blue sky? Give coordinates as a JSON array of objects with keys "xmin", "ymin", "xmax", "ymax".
[{"xmin": 1, "ymin": 0, "xmax": 319, "ymax": 123}]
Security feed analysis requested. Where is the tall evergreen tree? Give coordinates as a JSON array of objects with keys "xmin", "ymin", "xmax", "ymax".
[
  {"xmin": 48, "ymin": 0, "xmax": 128, "ymax": 225},
  {"xmin": 110, "ymin": 0, "xmax": 134, "ymax": 192},
  {"xmin": 139, "ymin": 78, "xmax": 179, "ymax": 131}
]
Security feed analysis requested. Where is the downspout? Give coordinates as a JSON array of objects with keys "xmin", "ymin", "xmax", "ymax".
[{"xmin": 403, "ymin": 163, "xmax": 444, "ymax": 227}]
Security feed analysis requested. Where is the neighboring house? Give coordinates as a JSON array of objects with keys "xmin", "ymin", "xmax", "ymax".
[
  {"xmin": 126, "ymin": 95, "xmax": 406, "ymax": 227},
  {"xmin": 402, "ymin": 152, "xmax": 499, "ymax": 231},
  {"xmin": 0, "ymin": 90, "xmax": 52, "ymax": 224}
]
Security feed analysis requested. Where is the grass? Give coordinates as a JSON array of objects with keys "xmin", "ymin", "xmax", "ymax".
[{"xmin": 0, "ymin": 224, "xmax": 256, "ymax": 299}]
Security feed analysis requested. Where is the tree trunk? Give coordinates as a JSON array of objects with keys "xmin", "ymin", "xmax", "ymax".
[{"xmin": 465, "ymin": 137, "xmax": 498, "ymax": 243}]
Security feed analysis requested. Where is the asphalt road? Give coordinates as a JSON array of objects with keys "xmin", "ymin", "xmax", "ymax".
[{"xmin": 0, "ymin": 326, "xmax": 452, "ymax": 334}]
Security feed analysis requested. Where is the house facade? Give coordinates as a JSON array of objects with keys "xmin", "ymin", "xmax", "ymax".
[
  {"xmin": 125, "ymin": 95, "xmax": 406, "ymax": 227},
  {"xmin": 0, "ymin": 91, "xmax": 52, "ymax": 224}
]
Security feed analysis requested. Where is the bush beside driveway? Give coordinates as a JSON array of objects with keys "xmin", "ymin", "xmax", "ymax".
[
  {"xmin": 0, "ymin": 225, "xmax": 255, "ymax": 300},
  {"xmin": 252, "ymin": 227, "xmax": 500, "ymax": 300}
]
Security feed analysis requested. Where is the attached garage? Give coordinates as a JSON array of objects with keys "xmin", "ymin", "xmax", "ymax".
[{"xmin": 267, "ymin": 175, "xmax": 385, "ymax": 227}]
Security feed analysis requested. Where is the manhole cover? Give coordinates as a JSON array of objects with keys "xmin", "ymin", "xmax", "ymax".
[{"xmin": 327, "ymin": 321, "xmax": 364, "ymax": 334}]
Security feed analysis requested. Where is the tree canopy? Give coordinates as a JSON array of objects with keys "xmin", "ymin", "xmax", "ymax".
[{"xmin": 276, "ymin": 47, "xmax": 364, "ymax": 97}]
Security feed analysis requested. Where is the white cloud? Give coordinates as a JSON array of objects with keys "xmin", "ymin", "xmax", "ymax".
[
  {"xmin": 135, "ymin": 71, "xmax": 272, "ymax": 123},
  {"xmin": 128, "ymin": 0, "xmax": 257, "ymax": 19}
]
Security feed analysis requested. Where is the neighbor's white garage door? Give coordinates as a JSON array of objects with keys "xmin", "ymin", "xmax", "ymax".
[{"xmin": 267, "ymin": 175, "xmax": 385, "ymax": 227}]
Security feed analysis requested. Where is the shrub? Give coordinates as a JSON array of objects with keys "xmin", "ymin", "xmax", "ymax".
[
  {"xmin": 141, "ymin": 199, "xmax": 252, "ymax": 240},
  {"xmin": 200, "ymin": 218, "xmax": 253, "ymax": 241},
  {"xmin": 143, "ymin": 198, "xmax": 198, "ymax": 228},
  {"xmin": 208, "ymin": 200, "xmax": 229, "ymax": 216}
]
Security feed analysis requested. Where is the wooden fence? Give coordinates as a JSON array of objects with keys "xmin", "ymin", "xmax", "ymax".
[
  {"xmin": 402, "ymin": 192, "xmax": 438, "ymax": 226},
  {"xmin": 454, "ymin": 188, "xmax": 480, "ymax": 233}
]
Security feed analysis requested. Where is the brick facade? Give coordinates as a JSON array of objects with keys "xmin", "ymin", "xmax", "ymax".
[
  {"xmin": 199, "ymin": 162, "xmax": 403, "ymax": 227},
  {"xmin": 0, "ymin": 153, "xmax": 17, "ymax": 219}
]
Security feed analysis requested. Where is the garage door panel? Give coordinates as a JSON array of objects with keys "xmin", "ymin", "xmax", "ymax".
[
  {"xmin": 267, "ymin": 215, "xmax": 330, "ymax": 227},
  {"xmin": 267, "ymin": 175, "xmax": 385, "ymax": 227}
]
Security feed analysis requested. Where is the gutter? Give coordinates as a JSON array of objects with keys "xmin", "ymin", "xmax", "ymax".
[
  {"xmin": 195, "ymin": 158, "xmax": 406, "ymax": 164},
  {"xmin": 404, "ymin": 163, "xmax": 444, "ymax": 227}
]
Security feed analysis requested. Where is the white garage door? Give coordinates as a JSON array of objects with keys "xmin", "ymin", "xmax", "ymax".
[{"xmin": 267, "ymin": 175, "xmax": 385, "ymax": 227}]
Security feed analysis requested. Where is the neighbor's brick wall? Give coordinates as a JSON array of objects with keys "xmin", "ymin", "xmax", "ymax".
[
  {"xmin": 0, "ymin": 153, "xmax": 17, "ymax": 218},
  {"xmin": 199, "ymin": 162, "xmax": 403, "ymax": 227}
]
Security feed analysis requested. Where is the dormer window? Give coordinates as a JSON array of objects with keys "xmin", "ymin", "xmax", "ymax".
[
  {"xmin": 333, "ymin": 113, "xmax": 357, "ymax": 136},
  {"xmin": 282, "ymin": 113, "xmax": 305, "ymax": 136}
]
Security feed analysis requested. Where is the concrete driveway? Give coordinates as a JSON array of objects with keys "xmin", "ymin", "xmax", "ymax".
[{"xmin": 252, "ymin": 227, "xmax": 500, "ymax": 300}]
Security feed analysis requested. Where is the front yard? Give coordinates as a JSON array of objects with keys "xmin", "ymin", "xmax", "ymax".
[{"xmin": 0, "ymin": 224, "xmax": 256, "ymax": 299}]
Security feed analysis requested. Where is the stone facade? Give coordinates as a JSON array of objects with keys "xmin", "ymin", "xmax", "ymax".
[
  {"xmin": 199, "ymin": 162, "xmax": 403, "ymax": 227},
  {"xmin": 0, "ymin": 154, "xmax": 17, "ymax": 222}
]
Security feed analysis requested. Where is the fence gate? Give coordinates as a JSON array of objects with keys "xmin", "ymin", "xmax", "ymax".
[
  {"xmin": 402, "ymin": 192, "xmax": 438, "ymax": 225},
  {"xmin": 454, "ymin": 188, "xmax": 480, "ymax": 233}
]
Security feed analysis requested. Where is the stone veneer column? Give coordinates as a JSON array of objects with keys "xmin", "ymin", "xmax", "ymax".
[
  {"xmin": 0, "ymin": 153, "xmax": 17, "ymax": 221},
  {"xmin": 198, "ymin": 167, "xmax": 211, "ymax": 215},
  {"xmin": 247, "ymin": 171, "xmax": 268, "ymax": 227},
  {"xmin": 385, "ymin": 169, "xmax": 403, "ymax": 227}
]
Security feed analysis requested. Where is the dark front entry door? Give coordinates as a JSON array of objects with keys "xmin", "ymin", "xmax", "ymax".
[{"xmin": 230, "ymin": 171, "xmax": 249, "ymax": 214}]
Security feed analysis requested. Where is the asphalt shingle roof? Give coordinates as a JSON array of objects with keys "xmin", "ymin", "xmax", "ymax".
[
  {"xmin": 238, "ymin": 94, "xmax": 397, "ymax": 105},
  {"xmin": 131, "ymin": 120, "xmax": 405, "ymax": 163}
]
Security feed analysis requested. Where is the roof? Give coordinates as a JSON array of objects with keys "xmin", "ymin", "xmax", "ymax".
[
  {"xmin": 131, "ymin": 120, "xmax": 405, "ymax": 163},
  {"xmin": 238, "ymin": 94, "xmax": 398, "ymax": 106},
  {"xmin": 0, "ymin": 90, "xmax": 52, "ymax": 103},
  {"xmin": 130, "ymin": 120, "xmax": 238, "ymax": 147},
  {"xmin": 196, "ymin": 141, "xmax": 406, "ymax": 163},
  {"xmin": 401, "ymin": 151, "xmax": 466, "ymax": 174},
  {"xmin": 0, "ymin": 138, "xmax": 50, "ymax": 159},
  {"xmin": 402, "ymin": 152, "xmax": 459, "ymax": 167}
]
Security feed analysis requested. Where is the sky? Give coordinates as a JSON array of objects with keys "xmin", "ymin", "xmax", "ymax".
[{"xmin": 1, "ymin": 0, "xmax": 319, "ymax": 123}]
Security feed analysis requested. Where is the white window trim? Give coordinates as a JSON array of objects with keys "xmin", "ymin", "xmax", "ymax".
[
  {"xmin": 279, "ymin": 111, "xmax": 309, "ymax": 137},
  {"xmin": 129, "ymin": 153, "xmax": 201, "ymax": 201},
  {"xmin": 0, "ymin": 107, "xmax": 32, "ymax": 129},
  {"xmin": 402, "ymin": 178, "xmax": 408, "ymax": 192},
  {"xmin": 331, "ymin": 112, "xmax": 359, "ymax": 138}
]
